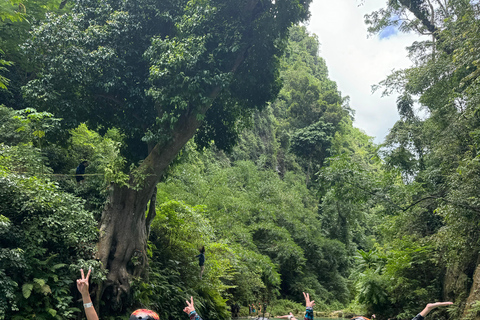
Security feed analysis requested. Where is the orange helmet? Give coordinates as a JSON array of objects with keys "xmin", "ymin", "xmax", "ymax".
[{"xmin": 129, "ymin": 309, "xmax": 160, "ymax": 320}]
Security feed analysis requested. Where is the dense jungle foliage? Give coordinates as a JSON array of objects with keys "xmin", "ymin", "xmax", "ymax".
[{"xmin": 1, "ymin": 0, "xmax": 480, "ymax": 320}]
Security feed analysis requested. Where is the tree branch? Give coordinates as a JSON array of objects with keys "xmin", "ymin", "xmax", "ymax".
[
  {"xmin": 59, "ymin": 0, "xmax": 68, "ymax": 9},
  {"xmin": 397, "ymin": 0, "xmax": 454, "ymax": 54},
  {"xmin": 433, "ymin": 0, "xmax": 447, "ymax": 15},
  {"xmin": 398, "ymin": 0, "xmax": 438, "ymax": 35},
  {"xmin": 342, "ymin": 179, "xmax": 405, "ymax": 211},
  {"xmin": 401, "ymin": 195, "xmax": 437, "ymax": 211}
]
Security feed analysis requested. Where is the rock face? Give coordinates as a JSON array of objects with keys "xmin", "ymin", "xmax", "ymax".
[
  {"xmin": 444, "ymin": 264, "xmax": 469, "ymax": 300},
  {"xmin": 462, "ymin": 263, "xmax": 480, "ymax": 320}
]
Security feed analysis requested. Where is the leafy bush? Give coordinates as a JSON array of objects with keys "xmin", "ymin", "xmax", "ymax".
[
  {"xmin": 0, "ymin": 166, "xmax": 98, "ymax": 319},
  {"xmin": 269, "ymin": 299, "xmax": 304, "ymax": 317}
]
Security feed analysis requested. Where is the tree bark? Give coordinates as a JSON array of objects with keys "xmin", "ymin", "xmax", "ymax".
[
  {"xmin": 94, "ymin": 106, "xmax": 207, "ymax": 312},
  {"xmin": 95, "ymin": 185, "xmax": 152, "ymax": 311}
]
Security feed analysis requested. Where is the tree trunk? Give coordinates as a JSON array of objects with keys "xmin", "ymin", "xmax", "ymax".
[
  {"xmin": 95, "ymin": 185, "xmax": 153, "ymax": 311},
  {"xmin": 94, "ymin": 106, "xmax": 207, "ymax": 312}
]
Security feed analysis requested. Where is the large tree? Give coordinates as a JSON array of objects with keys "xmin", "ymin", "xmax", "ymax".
[{"xmin": 23, "ymin": 0, "xmax": 312, "ymax": 312}]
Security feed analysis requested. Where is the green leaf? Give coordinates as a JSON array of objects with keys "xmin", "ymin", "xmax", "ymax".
[
  {"xmin": 47, "ymin": 308, "xmax": 57, "ymax": 316},
  {"xmin": 33, "ymin": 278, "xmax": 46, "ymax": 287},
  {"xmin": 22, "ymin": 283, "xmax": 33, "ymax": 299},
  {"xmin": 52, "ymin": 263, "xmax": 66, "ymax": 270}
]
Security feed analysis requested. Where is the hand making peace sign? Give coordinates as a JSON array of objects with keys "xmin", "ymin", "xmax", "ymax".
[
  {"xmin": 303, "ymin": 292, "xmax": 315, "ymax": 308},
  {"xmin": 77, "ymin": 268, "xmax": 91, "ymax": 296},
  {"xmin": 183, "ymin": 296, "xmax": 196, "ymax": 314}
]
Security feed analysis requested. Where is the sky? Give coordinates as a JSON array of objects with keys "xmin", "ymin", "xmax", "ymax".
[{"xmin": 306, "ymin": 0, "xmax": 423, "ymax": 143}]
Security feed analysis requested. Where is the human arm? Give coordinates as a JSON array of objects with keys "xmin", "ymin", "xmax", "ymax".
[
  {"xmin": 412, "ymin": 302, "xmax": 453, "ymax": 320},
  {"xmin": 184, "ymin": 296, "xmax": 203, "ymax": 320},
  {"xmin": 303, "ymin": 292, "xmax": 315, "ymax": 320},
  {"xmin": 77, "ymin": 268, "xmax": 99, "ymax": 320},
  {"xmin": 275, "ymin": 315, "xmax": 290, "ymax": 319}
]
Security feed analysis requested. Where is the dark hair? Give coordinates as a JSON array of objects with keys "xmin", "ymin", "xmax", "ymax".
[
  {"xmin": 81, "ymin": 161, "xmax": 89, "ymax": 164},
  {"xmin": 199, "ymin": 246, "xmax": 205, "ymax": 253}
]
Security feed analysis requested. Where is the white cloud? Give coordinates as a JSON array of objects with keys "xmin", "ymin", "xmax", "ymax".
[{"xmin": 306, "ymin": 0, "xmax": 425, "ymax": 143}]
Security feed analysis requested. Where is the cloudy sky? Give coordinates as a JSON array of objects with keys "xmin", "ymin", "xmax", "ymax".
[{"xmin": 306, "ymin": 0, "xmax": 423, "ymax": 143}]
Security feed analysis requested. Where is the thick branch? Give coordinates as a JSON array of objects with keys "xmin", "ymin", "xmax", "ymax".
[
  {"xmin": 341, "ymin": 178, "xmax": 444, "ymax": 213},
  {"xmin": 398, "ymin": 0, "xmax": 453, "ymax": 54},
  {"xmin": 401, "ymin": 195, "xmax": 438, "ymax": 212},
  {"xmin": 398, "ymin": 0, "xmax": 438, "ymax": 35},
  {"xmin": 137, "ymin": 45, "xmax": 249, "ymax": 190}
]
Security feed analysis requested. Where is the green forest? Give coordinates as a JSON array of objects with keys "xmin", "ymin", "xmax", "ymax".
[{"xmin": 1, "ymin": 0, "xmax": 479, "ymax": 319}]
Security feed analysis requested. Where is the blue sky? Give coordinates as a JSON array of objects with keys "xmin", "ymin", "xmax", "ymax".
[
  {"xmin": 306, "ymin": 0, "xmax": 424, "ymax": 143},
  {"xmin": 379, "ymin": 25, "xmax": 398, "ymax": 39}
]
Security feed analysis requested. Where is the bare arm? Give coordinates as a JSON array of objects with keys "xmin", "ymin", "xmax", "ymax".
[
  {"xmin": 77, "ymin": 269, "xmax": 99, "ymax": 320},
  {"xmin": 303, "ymin": 292, "xmax": 315, "ymax": 320},
  {"xmin": 419, "ymin": 302, "xmax": 453, "ymax": 317},
  {"xmin": 275, "ymin": 315, "xmax": 290, "ymax": 319}
]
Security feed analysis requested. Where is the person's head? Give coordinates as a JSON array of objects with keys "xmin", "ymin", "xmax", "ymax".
[
  {"xmin": 199, "ymin": 246, "xmax": 205, "ymax": 253},
  {"xmin": 81, "ymin": 161, "xmax": 89, "ymax": 167},
  {"xmin": 129, "ymin": 309, "xmax": 159, "ymax": 320}
]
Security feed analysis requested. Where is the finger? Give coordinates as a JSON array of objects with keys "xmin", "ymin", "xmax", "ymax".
[
  {"xmin": 80, "ymin": 268, "xmax": 85, "ymax": 279},
  {"xmin": 303, "ymin": 292, "xmax": 307, "ymax": 300},
  {"xmin": 190, "ymin": 296, "xmax": 194, "ymax": 305},
  {"xmin": 86, "ymin": 268, "xmax": 91, "ymax": 280}
]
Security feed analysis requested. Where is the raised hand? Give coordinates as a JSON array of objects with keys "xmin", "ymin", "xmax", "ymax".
[
  {"xmin": 76, "ymin": 268, "xmax": 91, "ymax": 296},
  {"xmin": 183, "ymin": 296, "xmax": 195, "ymax": 314},
  {"xmin": 303, "ymin": 292, "xmax": 315, "ymax": 308}
]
